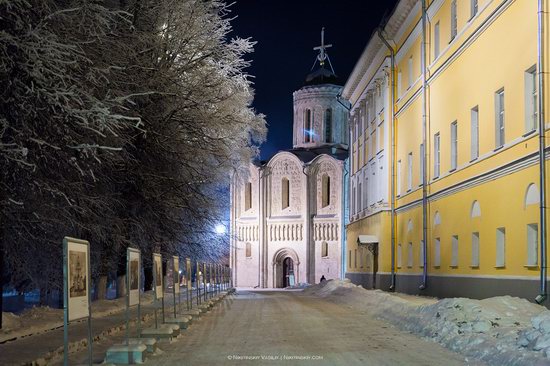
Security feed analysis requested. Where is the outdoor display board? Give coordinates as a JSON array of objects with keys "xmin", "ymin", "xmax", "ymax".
[
  {"xmin": 153, "ymin": 253, "xmax": 163, "ymax": 299},
  {"xmin": 186, "ymin": 258, "xmax": 192, "ymax": 291},
  {"xmin": 128, "ymin": 248, "xmax": 140, "ymax": 306},
  {"xmin": 173, "ymin": 256, "xmax": 180, "ymax": 294},
  {"xmin": 64, "ymin": 237, "xmax": 90, "ymax": 321}
]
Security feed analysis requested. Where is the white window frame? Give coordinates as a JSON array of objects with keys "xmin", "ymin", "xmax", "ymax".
[
  {"xmin": 471, "ymin": 232, "xmax": 480, "ymax": 267},
  {"xmin": 397, "ymin": 159, "xmax": 402, "ymax": 195},
  {"xmin": 450, "ymin": 121, "xmax": 458, "ymax": 171},
  {"xmin": 525, "ymin": 66, "xmax": 538, "ymax": 133},
  {"xmin": 495, "ymin": 89, "xmax": 505, "ymax": 148},
  {"xmin": 419, "ymin": 143, "xmax": 424, "ymax": 186},
  {"xmin": 471, "ymin": 106, "xmax": 479, "ymax": 160},
  {"xmin": 408, "ymin": 56, "xmax": 413, "ymax": 88},
  {"xmin": 527, "ymin": 223, "xmax": 539, "ymax": 266},
  {"xmin": 434, "ymin": 133, "xmax": 441, "ymax": 178},
  {"xmin": 434, "ymin": 238, "xmax": 441, "ymax": 267},
  {"xmin": 451, "ymin": 235, "xmax": 459, "ymax": 267},
  {"xmin": 451, "ymin": 0, "xmax": 458, "ymax": 40},
  {"xmin": 496, "ymin": 227, "xmax": 505, "ymax": 268},
  {"xmin": 434, "ymin": 22, "xmax": 440, "ymax": 59},
  {"xmin": 407, "ymin": 152, "xmax": 413, "ymax": 191}
]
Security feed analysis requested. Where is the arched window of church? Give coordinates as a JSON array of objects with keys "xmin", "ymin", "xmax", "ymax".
[
  {"xmin": 322, "ymin": 242, "xmax": 329, "ymax": 257},
  {"xmin": 244, "ymin": 182, "xmax": 252, "ymax": 211},
  {"xmin": 322, "ymin": 174, "xmax": 331, "ymax": 207},
  {"xmin": 245, "ymin": 243, "xmax": 251, "ymax": 258},
  {"xmin": 282, "ymin": 177, "xmax": 290, "ymax": 209},
  {"xmin": 325, "ymin": 108, "xmax": 332, "ymax": 143},
  {"xmin": 304, "ymin": 109, "xmax": 312, "ymax": 143}
]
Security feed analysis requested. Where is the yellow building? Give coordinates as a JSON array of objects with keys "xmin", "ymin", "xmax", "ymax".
[{"xmin": 343, "ymin": 0, "xmax": 550, "ymax": 302}]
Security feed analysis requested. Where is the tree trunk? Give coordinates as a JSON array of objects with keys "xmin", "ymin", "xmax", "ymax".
[
  {"xmin": 116, "ymin": 275, "xmax": 126, "ymax": 298},
  {"xmin": 97, "ymin": 275, "xmax": 108, "ymax": 300},
  {"xmin": 144, "ymin": 265, "xmax": 153, "ymax": 292}
]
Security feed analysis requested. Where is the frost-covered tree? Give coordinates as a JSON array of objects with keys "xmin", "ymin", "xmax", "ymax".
[{"xmin": 0, "ymin": 0, "xmax": 266, "ymax": 316}]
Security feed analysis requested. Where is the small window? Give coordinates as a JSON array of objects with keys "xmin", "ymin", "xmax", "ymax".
[
  {"xmin": 471, "ymin": 0, "xmax": 478, "ymax": 18},
  {"xmin": 434, "ymin": 133, "xmax": 441, "ymax": 178},
  {"xmin": 322, "ymin": 174, "xmax": 331, "ymax": 207},
  {"xmin": 354, "ymin": 249, "xmax": 357, "ymax": 268},
  {"xmin": 434, "ymin": 22, "xmax": 440, "ymax": 59},
  {"xmin": 471, "ymin": 106, "xmax": 479, "ymax": 160},
  {"xmin": 304, "ymin": 109, "xmax": 312, "ymax": 143},
  {"xmin": 434, "ymin": 238, "xmax": 441, "ymax": 267},
  {"xmin": 451, "ymin": 235, "xmax": 459, "ymax": 267},
  {"xmin": 525, "ymin": 183, "xmax": 540, "ymax": 207},
  {"xmin": 450, "ymin": 121, "xmax": 458, "ymax": 170},
  {"xmin": 282, "ymin": 178, "xmax": 290, "ymax": 209},
  {"xmin": 527, "ymin": 223, "xmax": 538, "ymax": 266},
  {"xmin": 407, "ymin": 242, "xmax": 413, "ymax": 268},
  {"xmin": 407, "ymin": 152, "xmax": 413, "ymax": 190},
  {"xmin": 495, "ymin": 89, "xmax": 505, "ymax": 148},
  {"xmin": 525, "ymin": 66, "xmax": 538, "ymax": 133},
  {"xmin": 322, "ymin": 242, "xmax": 328, "ymax": 258},
  {"xmin": 471, "ymin": 200, "xmax": 481, "ymax": 218},
  {"xmin": 244, "ymin": 182, "xmax": 252, "ymax": 211},
  {"xmin": 471, "ymin": 232, "xmax": 480, "ymax": 267},
  {"xmin": 245, "ymin": 242, "xmax": 251, "ymax": 258},
  {"xmin": 451, "ymin": 0, "xmax": 458, "ymax": 39},
  {"xmin": 325, "ymin": 108, "xmax": 333, "ymax": 142},
  {"xmin": 397, "ymin": 244, "xmax": 403, "ymax": 268},
  {"xmin": 358, "ymin": 182, "xmax": 362, "ymax": 212},
  {"xmin": 496, "ymin": 227, "xmax": 505, "ymax": 268}
]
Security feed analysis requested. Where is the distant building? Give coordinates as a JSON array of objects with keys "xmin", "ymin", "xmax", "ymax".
[
  {"xmin": 230, "ymin": 30, "xmax": 349, "ymax": 288},
  {"xmin": 343, "ymin": 0, "xmax": 549, "ymax": 302}
]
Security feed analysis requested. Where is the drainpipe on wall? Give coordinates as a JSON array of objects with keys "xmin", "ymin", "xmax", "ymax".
[
  {"xmin": 535, "ymin": 0, "xmax": 547, "ymax": 304},
  {"xmin": 377, "ymin": 29, "xmax": 397, "ymax": 291},
  {"xmin": 420, "ymin": 0, "xmax": 429, "ymax": 291}
]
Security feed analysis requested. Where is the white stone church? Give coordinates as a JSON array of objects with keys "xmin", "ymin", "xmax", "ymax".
[{"xmin": 230, "ymin": 32, "xmax": 349, "ymax": 288}]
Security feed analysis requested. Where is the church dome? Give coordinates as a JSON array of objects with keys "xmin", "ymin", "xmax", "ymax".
[{"xmin": 304, "ymin": 66, "xmax": 341, "ymax": 87}]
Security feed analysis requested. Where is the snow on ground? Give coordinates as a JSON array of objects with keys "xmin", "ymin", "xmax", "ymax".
[
  {"xmin": 0, "ymin": 292, "xmax": 154, "ymax": 343},
  {"xmin": 304, "ymin": 279, "xmax": 550, "ymax": 366}
]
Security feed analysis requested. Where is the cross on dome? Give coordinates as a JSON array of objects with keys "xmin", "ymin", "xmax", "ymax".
[{"xmin": 313, "ymin": 27, "xmax": 332, "ymax": 67}]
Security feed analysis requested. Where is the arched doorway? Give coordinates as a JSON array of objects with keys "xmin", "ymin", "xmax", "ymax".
[
  {"xmin": 272, "ymin": 248, "xmax": 300, "ymax": 288},
  {"xmin": 282, "ymin": 257, "xmax": 294, "ymax": 287}
]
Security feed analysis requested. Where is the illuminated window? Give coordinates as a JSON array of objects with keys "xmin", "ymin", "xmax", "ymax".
[
  {"xmin": 325, "ymin": 108, "xmax": 333, "ymax": 142},
  {"xmin": 495, "ymin": 89, "xmax": 505, "ymax": 148},
  {"xmin": 496, "ymin": 228, "xmax": 505, "ymax": 268},
  {"xmin": 244, "ymin": 182, "xmax": 252, "ymax": 211},
  {"xmin": 471, "ymin": 106, "xmax": 479, "ymax": 160},
  {"xmin": 322, "ymin": 174, "xmax": 331, "ymax": 207},
  {"xmin": 282, "ymin": 178, "xmax": 290, "ymax": 209},
  {"xmin": 525, "ymin": 66, "xmax": 538, "ymax": 133},
  {"xmin": 450, "ymin": 121, "xmax": 457, "ymax": 170},
  {"xmin": 304, "ymin": 109, "xmax": 312, "ymax": 143},
  {"xmin": 451, "ymin": 0, "xmax": 457, "ymax": 40}
]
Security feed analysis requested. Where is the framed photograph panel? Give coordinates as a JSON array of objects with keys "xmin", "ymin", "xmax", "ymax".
[
  {"xmin": 153, "ymin": 253, "xmax": 163, "ymax": 299},
  {"xmin": 173, "ymin": 256, "xmax": 180, "ymax": 294},
  {"xmin": 128, "ymin": 248, "xmax": 140, "ymax": 306},
  {"xmin": 64, "ymin": 237, "xmax": 90, "ymax": 321}
]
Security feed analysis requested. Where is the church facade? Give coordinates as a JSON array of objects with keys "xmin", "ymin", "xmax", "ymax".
[{"xmin": 229, "ymin": 34, "xmax": 349, "ymax": 287}]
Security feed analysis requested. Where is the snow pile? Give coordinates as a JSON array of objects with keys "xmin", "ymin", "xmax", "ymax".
[
  {"xmin": 305, "ymin": 279, "xmax": 550, "ymax": 366},
  {"xmin": 286, "ymin": 283, "xmax": 310, "ymax": 289},
  {"xmin": 1, "ymin": 312, "xmax": 22, "ymax": 333}
]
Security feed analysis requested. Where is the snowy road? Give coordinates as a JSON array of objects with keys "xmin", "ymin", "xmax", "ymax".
[{"xmin": 149, "ymin": 290, "xmax": 479, "ymax": 365}]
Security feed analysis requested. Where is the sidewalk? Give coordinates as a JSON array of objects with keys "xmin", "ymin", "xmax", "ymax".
[{"xmin": 0, "ymin": 289, "xmax": 221, "ymax": 365}]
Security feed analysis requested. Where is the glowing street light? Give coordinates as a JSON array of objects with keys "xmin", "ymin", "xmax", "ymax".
[{"xmin": 215, "ymin": 224, "xmax": 226, "ymax": 235}]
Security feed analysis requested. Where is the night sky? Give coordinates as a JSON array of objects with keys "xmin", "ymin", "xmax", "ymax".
[{"xmin": 230, "ymin": 0, "xmax": 399, "ymax": 160}]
